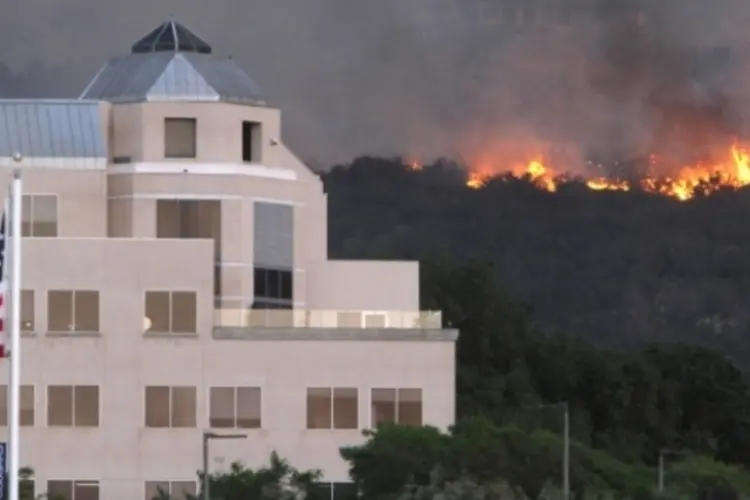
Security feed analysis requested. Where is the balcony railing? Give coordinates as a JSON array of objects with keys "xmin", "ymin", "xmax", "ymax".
[{"xmin": 214, "ymin": 309, "xmax": 443, "ymax": 329}]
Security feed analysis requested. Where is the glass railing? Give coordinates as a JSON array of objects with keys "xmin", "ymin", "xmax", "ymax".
[{"xmin": 213, "ymin": 309, "xmax": 443, "ymax": 329}]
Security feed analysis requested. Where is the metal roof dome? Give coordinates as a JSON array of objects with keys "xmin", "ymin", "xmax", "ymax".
[{"xmin": 131, "ymin": 17, "xmax": 212, "ymax": 54}]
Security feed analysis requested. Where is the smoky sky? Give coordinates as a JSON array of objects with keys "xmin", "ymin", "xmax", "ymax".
[{"xmin": 2, "ymin": 0, "xmax": 750, "ymax": 170}]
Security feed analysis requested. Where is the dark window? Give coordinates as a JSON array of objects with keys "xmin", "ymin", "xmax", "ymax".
[
  {"xmin": 242, "ymin": 121, "xmax": 261, "ymax": 162},
  {"xmin": 333, "ymin": 483, "xmax": 359, "ymax": 500},
  {"xmin": 280, "ymin": 271, "xmax": 292, "ymax": 299},
  {"xmin": 267, "ymin": 270, "xmax": 280, "ymax": 297},
  {"xmin": 254, "ymin": 268, "xmax": 268, "ymax": 297},
  {"xmin": 164, "ymin": 118, "xmax": 197, "ymax": 159},
  {"xmin": 251, "ymin": 300, "xmax": 291, "ymax": 310},
  {"xmin": 253, "ymin": 267, "xmax": 293, "ymax": 308}
]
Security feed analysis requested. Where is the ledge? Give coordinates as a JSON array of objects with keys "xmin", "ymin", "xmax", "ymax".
[
  {"xmin": 212, "ymin": 327, "xmax": 459, "ymax": 342},
  {"xmin": 45, "ymin": 332, "xmax": 103, "ymax": 338},
  {"xmin": 144, "ymin": 332, "xmax": 200, "ymax": 339}
]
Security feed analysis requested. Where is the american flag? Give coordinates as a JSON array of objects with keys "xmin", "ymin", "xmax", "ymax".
[{"xmin": 0, "ymin": 205, "xmax": 7, "ymax": 358}]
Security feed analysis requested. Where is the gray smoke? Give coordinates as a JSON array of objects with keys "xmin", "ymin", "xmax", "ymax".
[{"xmin": 1, "ymin": 0, "xmax": 749, "ymax": 170}]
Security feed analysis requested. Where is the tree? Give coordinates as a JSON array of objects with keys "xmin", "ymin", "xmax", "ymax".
[
  {"xmin": 341, "ymin": 421, "xmax": 748, "ymax": 500},
  {"xmin": 184, "ymin": 452, "xmax": 324, "ymax": 500}
]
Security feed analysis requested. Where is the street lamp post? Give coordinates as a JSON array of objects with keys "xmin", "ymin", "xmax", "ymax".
[
  {"xmin": 524, "ymin": 402, "xmax": 569, "ymax": 500},
  {"xmin": 202, "ymin": 431, "xmax": 247, "ymax": 500},
  {"xmin": 658, "ymin": 449, "xmax": 684, "ymax": 493}
]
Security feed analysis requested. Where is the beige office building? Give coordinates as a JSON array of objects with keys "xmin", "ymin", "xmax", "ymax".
[{"xmin": 0, "ymin": 19, "xmax": 457, "ymax": 500}]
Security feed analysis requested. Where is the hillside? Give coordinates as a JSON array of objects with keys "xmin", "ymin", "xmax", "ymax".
[{"xmin": 322, "ymin": 156, "xmax": 750, "ymax": 365}]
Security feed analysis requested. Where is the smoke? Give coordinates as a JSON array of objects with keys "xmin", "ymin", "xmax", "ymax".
[{"xmin": 1, "ymin": 0, "xmax": 750, "ymax": 169}]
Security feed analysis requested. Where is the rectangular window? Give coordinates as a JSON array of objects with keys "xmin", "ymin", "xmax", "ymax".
[
  {"xmin": 371, "ymin": 388, "xmax": 423, "ymax": 427},
  {"xmin": 313, "ymin": 482, "xmax": 359, "ymax": 500},
  {"xmin": 144, "ymin": 481, "xmax": 197, "ymax": 500},
  {"xmin": 47, "ymin": 385, "xmax": 99, "ymax": 427},
  {"xmin": 144, "ymin": 291, "xmax": 197, "ymax": 333},
  {"xmin": 306, "ymin": 387, "xmax": 358, "ymax": 430},
  {"xmin": 145, "ymin": 386, "xmax": 197, "ymax": 428},
  {"xmin": 209, "ymin": 387, "xmax": 262, "ymax": 429},
  {"xmin": 164, "ymin": 118, "xmax": 197, "ymax": 159},
  {"xmin": 253, "ymin": 268, "xmax": 293, "ymax": 308},
  {"xmin": 242, "ymin": 121, "xmax": 262, "ymax": 162},
  {"xmin": 47, "ymin": 480, "xmax": 99, "ymax": 500},
  {"xmin": 21, "ymin": 194, "xmax": 58, "ymax": 237},
  {"xmin": 0, "ymin": 385, "xmax": 35, "ymax": 426},
  {"xmin": 20, "ymin": 479, "xmax": 34, "ymax": 499},
  {"xmin": 47, "ymin": 290, "xmax": 100, "ymax": 332},
  {"xmin": 21, "ymin": 289, "xmax": 34, "ymax": 331}
]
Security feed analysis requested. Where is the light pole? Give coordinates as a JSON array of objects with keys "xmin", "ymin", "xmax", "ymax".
[
  {"xmin": 525, "ymin": 402, "xmax": 569, "ymax": 500},
  {"xmin": 658, "ymin": 448, "xmax": 684, "ymax": 493},
  {"xmin": 202, "ymin": 431, "xmax": 247, "ymax": 500}
]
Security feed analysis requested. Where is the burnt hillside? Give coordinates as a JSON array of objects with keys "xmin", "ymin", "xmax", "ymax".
[{"xmin": 322, "ymin": 156, "xmax": 750, "ymax": 364}]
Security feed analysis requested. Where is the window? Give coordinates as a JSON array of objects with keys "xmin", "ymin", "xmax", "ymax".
[
  {"xmin": 21, "ymin": 289, "xmax": 34, "ymax": 331},
  {"xmin": 164, "ymin": 118, "xmax": 197, "ymax": 158},
  {"xmin": 0, "ymin": 385, "xmax": 35, "ymax": 426},
  {"xmin": 145, "ymin": 481, "xmax": 196, "ymax": 500},
  {"xmin": 253, "ymin": 268, "xmax": 293, "ymax": 308},
  {"xmin": 363, "ymin": 313, "xmax": 387, "ymax": 328},
  {"xmin": 47, "ymin": 385, "xmax": 99, "ymax": 427},
  {"xmin": 20, "ymin": 479, "xmax": 34, "ymax": 499},
  {"xmin": 47, "ymin": 480, "xmax": 99, "ymax": 500},
  {"xmin": 314, "ymin": 482, "xmax": 359, "ymax": 500},
  {"xmin": 242, "ymin": 121, "xmax": 262, "ymax": 162},
  {"xmin": 21, "ymin": 194, "xmax": 58, "ymax": 237},
  {"xmin": 156, "ymin": 200, "xmax": 221, "ymax": 296},
  {"xmin": 209, "ymin": 387, "xmax": 262, "ymax": 429},
  {"xmin": 371, "ymin": 388, "xmax": 423, "ymax": 427},
  {"xmin": 155, "ymin": 200, "xmax": 220, "ymax": 241},
  {"xmin": 145, "ymin": 386, "xmax": 197, "ymax": 428},
  {"xmin": 306, "ymin": 387, "xmax": 358, "ymax": 429},
  {"xmin": 47, "ymin": 290, "xmax": 100, "ymax": 332},
  {"xmin": 145, "ymin": 291, "xmax": 197, "ymax": 333}
]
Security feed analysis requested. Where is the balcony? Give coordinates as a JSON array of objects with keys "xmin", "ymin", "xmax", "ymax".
[{"xmin": 213, "ymin": 309, "xmax": 443, "ymax": 329}]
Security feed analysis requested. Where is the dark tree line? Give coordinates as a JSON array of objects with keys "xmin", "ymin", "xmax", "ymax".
[
  {"xmin": 320, "ymin": 155, "xmax": 750, "ymax": 478},
  {"xmin": 322, "ymin": 157, "xmax": 750, "ymax": 365}
]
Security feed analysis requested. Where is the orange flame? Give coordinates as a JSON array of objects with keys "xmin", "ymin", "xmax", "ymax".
[{"xmin": 463, "ymin": 142, "xmax": 750, "ymax": 201}]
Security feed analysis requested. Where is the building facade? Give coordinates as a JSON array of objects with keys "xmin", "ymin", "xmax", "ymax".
[{"xmin": 0, "ymin": 19, "xmax": 457, "ymax": 500}]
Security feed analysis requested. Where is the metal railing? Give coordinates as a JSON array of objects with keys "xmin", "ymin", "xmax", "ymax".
[{"xmin": 213, "ymin": 309, "xmax": 443, "ymax": 329}]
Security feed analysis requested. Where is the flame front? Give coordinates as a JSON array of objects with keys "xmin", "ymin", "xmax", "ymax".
[{"xmin": 463, "ymin": 142, "xmax": 750, "ymax": 201}]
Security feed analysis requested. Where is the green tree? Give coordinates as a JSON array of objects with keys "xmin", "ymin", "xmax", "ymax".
[{"xmin": 190, "ymin": 452, "xmax": 325, "ymax": 500}]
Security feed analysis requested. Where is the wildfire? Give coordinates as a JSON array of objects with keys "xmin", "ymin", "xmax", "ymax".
[{"xmin": 463, "ymin": 142, "xmax": 750, "ymax": 201}]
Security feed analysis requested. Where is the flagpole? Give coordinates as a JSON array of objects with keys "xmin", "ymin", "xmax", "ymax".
[{"xmin": 8, "ymin": 170, "xmax": 22, "ymax": 500}]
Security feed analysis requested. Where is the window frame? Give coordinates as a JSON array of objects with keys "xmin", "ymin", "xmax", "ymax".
[
  {"xmin": 241, "ymin": 121, "xmax": 262, "ymax": 163},
  {"xmin": 144, "ymin": 385, "xmax": 198, "ymax": 429},
  {"xmin": 207, "ymin": 385, "xmax": 263, "ymax": 429},
  {"xmin": 369, "ymin": 387, "xmax": 423, "ymax": 427},
  {"xmin": 305, "ymin": 387, "xmax": 359, "ymax": 430},
  {"xmin": 46, "ymin": 479, "xmax": 100, "ymax": 500},
  {"xmin": 21, "ymin": 193, "xmax": 59, "ymax": 237},
  {"xmin": 253, "ymin": 267, "xmax": 293, "ymax": 307},
  {"xmin": 144, "ymin": 289, "xmax": 198, "ymax": 334},
  {"xmin": 21, "ymin": 289, "xmax": 35, "ymax": 332},
  {"xmin": 0, "ymin": 384, "xmax": 35, "ymax": 426},
  {"xmin": 46, "ymin": 289, "xmax": 101, "ymax": 333},
  {"xmin": 164, "ymin": 117, "xmax": 197, "ymax": 159},
  {"xmin": 144, "ymin": 480, "xmax": 197, "ymax": 500},
  {"xmin": 19, "ymin": 478, "xmax": 34, "ymax": 499},
  {"xmin": 46, "ymin": 385, "xmax": 101, "ymax": 428}
]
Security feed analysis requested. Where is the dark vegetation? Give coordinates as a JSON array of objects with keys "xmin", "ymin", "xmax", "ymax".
[
  {"xmin": 319, "ymin": 156, "xmax": 750, "ymax": 493},
  {"xmin": 322, "ymin": 156, "xmax": 750, "ymax": 359}
]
